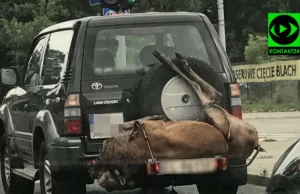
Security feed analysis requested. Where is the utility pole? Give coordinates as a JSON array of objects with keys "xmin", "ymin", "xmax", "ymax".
[{"xmin": 217, "ymin": 0, "xmax": 226, "ymax": 51}]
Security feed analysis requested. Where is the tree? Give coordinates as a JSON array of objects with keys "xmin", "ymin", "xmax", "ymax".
[{"xmin": 244, "ymin": 34, "xmax": 268, "ymax": 64}]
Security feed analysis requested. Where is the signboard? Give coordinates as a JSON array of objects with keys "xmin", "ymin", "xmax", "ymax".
[
  {"xmin": 232, "ymin": 60, "xmax": 300, "ymax": 83},
  {"xmin": 102, "ymin": 8, "xmax": 130, "ymax": 15},
  {"xmin": 90, "ymin": 0, "xmax": 101, "ymax": 6},
  {"xmin": 268, "ymin": 13, "xmax": 300, "ymax": 56}
]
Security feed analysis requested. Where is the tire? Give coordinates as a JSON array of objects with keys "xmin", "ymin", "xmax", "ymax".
[
  {"xmin": 197, "ymin": 184, "xmax": 238, "ymax": 194},
  {"xmin": 0, "ymin": 135, "xmax": 35, "ymax": 194},
  {"xmin": 272, "ymin": 189, "xmax": 288, "ymax": 194},
  {"xmin": 39, "ymin": 141, "xmax": 86, "ymax": 194},
  {"xmin": 138, "ymin": 56, "xmax": 225, "ymax": 119},
  {"xmin": 140, "ymin": 188, "xmax": 169, "ymax": 194}
]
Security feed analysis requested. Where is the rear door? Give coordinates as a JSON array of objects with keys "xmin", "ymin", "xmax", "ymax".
[
  {"xmin": 13, "ymin": 35, "xmax": 48, "ymax": 161},
  {"xmin": 28, "ymin": 30, "xmax": 74, "ymax": 137}
]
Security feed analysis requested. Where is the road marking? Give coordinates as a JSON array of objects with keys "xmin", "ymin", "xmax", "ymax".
[{"xmin": 259, "ymin": 133, "xmax": 300, "ymax": 141}]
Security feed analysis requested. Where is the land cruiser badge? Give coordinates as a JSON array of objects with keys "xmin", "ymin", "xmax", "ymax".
[{"xmin": 91, "ymin": 82, "xmax": 103, "ymax": 90}]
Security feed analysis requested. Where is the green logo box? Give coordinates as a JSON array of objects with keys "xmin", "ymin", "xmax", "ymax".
[{"xmin": 268, "ymin": 13, "xmax": 300, "ymax": 55}]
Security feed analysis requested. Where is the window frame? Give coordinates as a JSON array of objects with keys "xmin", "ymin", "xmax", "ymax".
[
  {"xmin": 22, "ymin": 35, "xmax": 49, "ymax": 87},
  {"xmin": 40, "ymin": 29, "xmax": 74, "ymax": 86}
]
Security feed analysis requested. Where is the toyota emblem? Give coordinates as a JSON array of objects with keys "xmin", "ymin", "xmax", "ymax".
[{"xmin": 91, "ymin": 82, "xmax": 103, "ymax": 90}]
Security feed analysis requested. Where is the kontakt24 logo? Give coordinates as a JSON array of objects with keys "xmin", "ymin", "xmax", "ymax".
[{"xmin": 268, "ymin": 13, "xmax": 300, "ymax": 55}]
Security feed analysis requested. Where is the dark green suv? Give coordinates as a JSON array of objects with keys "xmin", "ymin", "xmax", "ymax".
[{"xmin": 0, "ymin": 12, "xmax": 244, "ymax": 194}]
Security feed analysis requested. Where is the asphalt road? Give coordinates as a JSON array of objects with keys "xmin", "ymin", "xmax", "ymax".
[{"xmin": 0, "ymin": 178, "xmax": 266, "ymax": 194}]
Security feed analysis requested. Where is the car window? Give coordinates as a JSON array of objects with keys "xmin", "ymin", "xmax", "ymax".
[
  {"xmin": 169, "ymin": 27, "xmax": 210, "ymax": 64},
  {"xmin": 24, "ymin": 37, "xmax": 47, "ymax": 86},
  {"xmin": 83, "ymin": 22, "xmax": 223, "ymax": 79},
  {"xmin": 41, "ymin": 30, "xmax": 74, "ymax": 86}
]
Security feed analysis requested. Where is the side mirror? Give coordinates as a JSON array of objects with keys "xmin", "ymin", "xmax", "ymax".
[{"xmin": 0, "ymin": 68, "xmax": 19, "ymax": 86}]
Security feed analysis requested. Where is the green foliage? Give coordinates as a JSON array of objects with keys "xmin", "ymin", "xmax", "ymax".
[
  {"xmin": 0, "ymin": 0, "xmax": 98, "ymax": 67},
  {"xmin": 1, "ymin": 16, "xmax": 53, "ymax": 65},
  {"xmin": 244, "ymin": 34, "xmax": 268, "ymax": 64},
  {"xmin": 1, "ymin": 0, "xmax": 300, "ymax": 68}
]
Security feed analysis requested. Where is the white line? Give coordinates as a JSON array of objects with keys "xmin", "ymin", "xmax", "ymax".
[{"xmin": 259, "ymin": 133, "xmax": 300, "ymax": 136}]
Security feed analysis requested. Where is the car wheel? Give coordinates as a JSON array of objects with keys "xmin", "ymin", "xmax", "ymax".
[
  {"xmin": 39, "ymin": 141, "xmax": 86, "ymax": 194},
  {"xmin": 197, "ymin": 184, "xmax": 238, "ymax": 194},
  {"xmin": 272, "ymin": 189, "xmax": 288, "ymax": 194},
  {"xmin": 0, "ymin": 135, "xmax": 35, "ymax": 194},
  {"xmin": 140, "ymin": 188, "xmax": 169, "ymax": 194}
]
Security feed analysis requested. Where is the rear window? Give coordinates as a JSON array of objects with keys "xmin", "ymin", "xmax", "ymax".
[{"xmin": 83, "ymin": 22, "xmax": 223, "ymax": 79}]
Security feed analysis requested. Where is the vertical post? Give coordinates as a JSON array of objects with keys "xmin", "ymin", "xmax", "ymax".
[
  {"xmin": 217, "ymin": 0, "xmax": 226, "ymax": 51},
  {"xmin": 270, "ymin": 82, "xmax": 273, "ymax": 103},
  {"xmin": 116, "ymin": 36, "xmax": 126, "ymax": 68},
  {"xmin": 297, "ymin": 80, "xmax": 300, "ymax": 102},
  {"xmin": 116, "ymin": 7, "xmax": 127, "ymax": 68},
  {"xmin": 246, "ymin": 83, "xmax": 250, "ymax": 100}
]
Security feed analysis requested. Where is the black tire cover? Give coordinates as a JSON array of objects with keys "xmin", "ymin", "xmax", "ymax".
[{"xmin": 137, "ymin": 56, "xmax": 225, "ymax": 120}]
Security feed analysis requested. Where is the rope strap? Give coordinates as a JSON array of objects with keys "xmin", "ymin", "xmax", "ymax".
[
  {"xmin": 204, "ymin": 101, "xmax": 231, "ymax": 142},
  {"xmin": 129, "ymin": 121, "xmax": 156, "ymax": 162}
]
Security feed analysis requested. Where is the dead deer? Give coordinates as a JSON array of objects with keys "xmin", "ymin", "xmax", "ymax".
[
  {"xmin": 94, "ymin": 119, "xmax": 228, "ymax": 191},
  {"xmin": 153, "ymin": 51, "xmax": 260, "ymax": 160}
]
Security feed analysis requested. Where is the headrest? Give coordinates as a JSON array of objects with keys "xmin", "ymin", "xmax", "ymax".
[
  {"xmin": 94, "ymin": 50, "xmax": 115, "ymax": 68},
  {"xmin": 140, "ymin": 46, "xmax": 158, "ymax": 66}
]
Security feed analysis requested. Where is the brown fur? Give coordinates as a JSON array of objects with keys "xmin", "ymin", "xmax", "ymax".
[
  {"xmin": 94, "ymin": 54, "xmax": 260, "ymax": 191},
  {"xmin": 169, "ymin": 53, "xmax": 259, "ymax": 160},
  {"xmin": 96, "ymin": 120, "xmax": 228, "ymax": 191},
  {"xmin": 103, "ymin": 120, "xmax": 227, "ymax": 161}
]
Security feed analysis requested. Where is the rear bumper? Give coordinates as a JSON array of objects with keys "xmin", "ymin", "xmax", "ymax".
[
  {"xmin": 47, "ymin": 136, "xmax": 98, "ymax": 172},
  {"xmin": 136, "ymin": 166, "xmax": 247, "ymax": 189}
]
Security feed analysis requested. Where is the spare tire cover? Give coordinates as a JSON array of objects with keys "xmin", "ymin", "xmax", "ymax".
[{"xmin": 138, "ymin": 57, "xmax": 225, "ymax": 121}]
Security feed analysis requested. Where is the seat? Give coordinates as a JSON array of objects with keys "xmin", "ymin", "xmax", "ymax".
[
  {"xmin": 93, "ymin": 50, "xmax": 115, "ymax": 74},
  {"xmin": 140, "ymin": 46, "xmax": 159, "ymax": 66},
  {"xmin": 94, "ymin": 50, "xmax": 115, "ymax": 68}
]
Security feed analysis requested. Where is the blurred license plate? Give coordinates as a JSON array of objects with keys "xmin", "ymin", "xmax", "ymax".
[
  {"xmin": 89, "ymin": 113, "xmax": 124, "ymax": 139},
  {"xmin": 159, "ymin": 158, "xmax": 217, "ymax": 174}
]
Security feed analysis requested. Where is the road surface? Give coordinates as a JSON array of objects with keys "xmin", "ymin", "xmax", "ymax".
[
  {"xmin": 0, "ymin": 178, "xmax": 266, "ymax": 194},
  {"xmin": 1, "ymin": 112, "xmax": 299, "ymax": 193}
]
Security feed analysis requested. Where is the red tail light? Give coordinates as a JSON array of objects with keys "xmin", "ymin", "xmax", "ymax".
[
  {"xmin": 147, "ymin": 161, "xmax": 160, "ymax": 175},
  {"xmin": 232, "ymin": 106, "xmax": 242, "ymax": 119},
  {"xmin": 65, "ymin": 119, "xmax": 82, "ymax": 135},
  {"xmin": 230, "ymin": 84, "xmax": 243, "ymax": 119},
  {"xmin": 64, "ymin": 94, "xmax": 82, "ymax": 135},
  {"xmin": 216, "ymin": 158, "xmax": 227, "ymax": 170}
]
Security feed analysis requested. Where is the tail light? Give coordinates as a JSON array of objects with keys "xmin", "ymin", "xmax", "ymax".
[
  {"xmin": 216, "ymin": 157, "xmax": 227, "ymax": 170},
  {"xmin": 230, "ymin": 84, "xmax": 242, "ymax": 119},
  {"xmin": 64, "ymin": 94, "xmax": 82, "ymax": 135},
  {"xmin": 146, "ymin": 160, "xmax": 160, "ymax": 175}
]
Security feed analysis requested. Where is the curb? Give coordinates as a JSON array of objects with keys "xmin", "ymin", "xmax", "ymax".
[{"xmin": 247, "ymin": 174, "xmax": 270, "ymax": 187}]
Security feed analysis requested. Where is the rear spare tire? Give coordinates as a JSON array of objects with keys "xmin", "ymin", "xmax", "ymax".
[{"xmin": 138, "ymin": 57, "xmax": 225, "ymax": 121}]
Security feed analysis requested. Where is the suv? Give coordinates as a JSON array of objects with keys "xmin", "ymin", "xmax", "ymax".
[{"xmin": 0, "ymin": 12, "xmax": 244, "ymax": 194}]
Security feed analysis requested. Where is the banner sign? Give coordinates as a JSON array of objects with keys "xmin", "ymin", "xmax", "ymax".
[
  {"xmin": 102, "ymin": 8, "xmax": 130, "ymax": 16},
  {"xmin": 90, "ymin": 0, "xmax": 101, "ymax": 6},
  {"xmin": 232, "ymin": 60, "xmax": 300, "ymax": 83}
]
